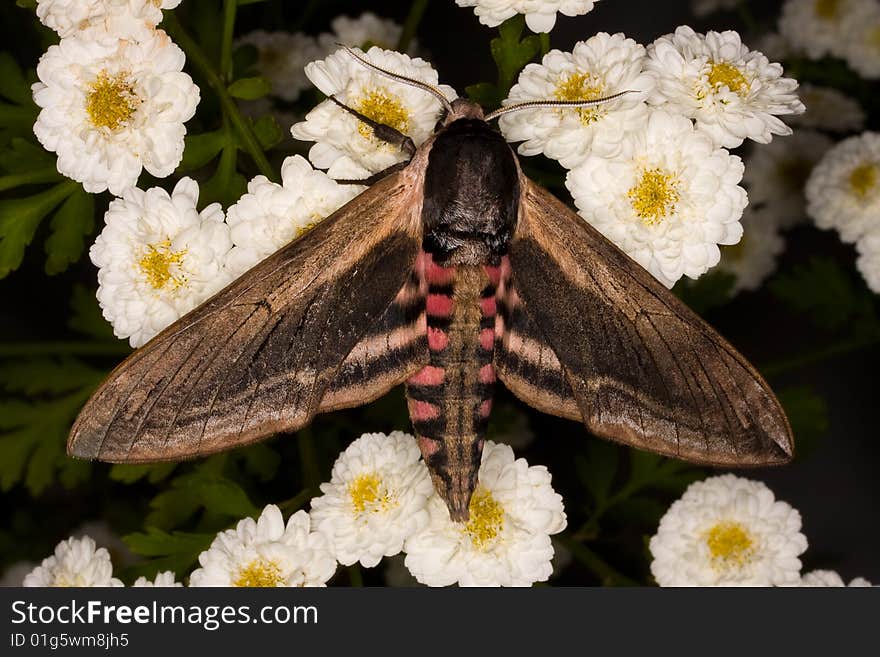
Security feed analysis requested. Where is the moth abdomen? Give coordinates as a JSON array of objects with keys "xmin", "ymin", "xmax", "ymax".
[{"xmin": 405, "ymin": 253, "xmax": 499, "ymax": 521}]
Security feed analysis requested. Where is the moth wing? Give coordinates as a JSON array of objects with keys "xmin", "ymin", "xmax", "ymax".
[
  {"xmin": 499, "ymin": 178, "xmax": 793, "ymax": 466},
  {"xmin": 69, "ymin": 170, "xmax": 427, "ymax": 463}
]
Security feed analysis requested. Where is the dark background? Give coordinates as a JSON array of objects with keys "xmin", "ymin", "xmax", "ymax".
[{"xmin": 0, "ymin": 0, "xmax": 877, "ymax": 583}]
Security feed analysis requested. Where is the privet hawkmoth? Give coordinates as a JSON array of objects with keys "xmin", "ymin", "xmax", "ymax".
[{"xmin": 69, "ymin": 49, "xmax": 793, "ymax": 522}]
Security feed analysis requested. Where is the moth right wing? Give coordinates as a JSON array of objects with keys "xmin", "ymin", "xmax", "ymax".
[
  {"xmin": 496, "ymin": 178, "xmax": 793, "ymax": 467},
  {"xmin": 68, "ymin": 170, "xmax": 427, "ymax": 463}
]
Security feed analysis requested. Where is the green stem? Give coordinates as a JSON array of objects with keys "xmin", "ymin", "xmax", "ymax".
[
  {"xmin": 0, "ymin": 341, "xmax": 132, "ymax": 358},
  {"xmin": 539, "ymin": 32, "xmax": 550, "ymax": 56},
  {"xmin": 164, "ymin": 13, "xmax": 277, "ymax": 182},
  {"xmin": 220, "ymin": 0, "xmax": 238, "ymax": 81},
  {"xmin": 348, "ymin": 565, "xmax": 364, "ymax": 587},
  {"xmin": 761, "ymin": 335, "xmax": 880, "ymax": 378},
  {"xmin": 398, "ymin": 0, "xmax": 430, "ymax": 52},
  {"xmin": 0, "ymin": 167, "xmax": 61, "ymax": 193},
  {"xmin": 556, "ymin": 535, "xmax": 639, "ymax": 587}
]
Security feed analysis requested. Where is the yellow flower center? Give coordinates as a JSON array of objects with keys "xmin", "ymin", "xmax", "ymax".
[
  {"xmin": 463, "ymin": 487, "xmax": 504, "ymax": 550},
  {"xmin": 849, "ymin": 163, "xmax": 877, "ymax": 198},
  {"xmin": 234, "ymin": 559, "xmax": 284, "ymax": 587},
  {"xmin": 814, "ymin": 0, "xmax": 842, "ymax": 20},
  {"xmin": 349, "ymin": 473, "xmax": 393, "ymax": 514},
  {"xmin": 554, "ymin": 71, "xmax": 606, "ymax": 124},
  {"xmin": 628, "ymin": 167, "xmax": 680, "ymax": 226},
  {"xmin": 704, "ymin": 521, "xmax": 756, "ymax": 569},
  {"xmin": 355, "ymin": 90, "xmax": 410, "ymax": 140},
  {"xmin": 86, "ymin": 70, "xmax": 139, "ymax": 131},
  {"xmin": 707, "ymin": 61, "xmax": 749, "ymax": 96},
  {"xmin": 139, "ymin": 239, "xmax": 187, "ymax": 291}
]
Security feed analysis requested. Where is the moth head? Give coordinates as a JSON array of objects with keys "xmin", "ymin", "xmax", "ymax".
[{"xmin": 339, "ymin": 45, "xmax": 634, "ymax": 129}]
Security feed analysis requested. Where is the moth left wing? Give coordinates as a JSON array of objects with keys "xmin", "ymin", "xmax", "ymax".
[
  {"xmin": 498, "ymin": 177, "xmax": 793, "ymax": 467},
  {"xmin": 68, "ymin": 170, "xmax": 426, "ymax": 463}
]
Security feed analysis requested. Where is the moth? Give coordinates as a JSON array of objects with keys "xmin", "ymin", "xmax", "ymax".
[{"xmin": 69, "ymin": 49, "xmax": 793, "ymax": 521}]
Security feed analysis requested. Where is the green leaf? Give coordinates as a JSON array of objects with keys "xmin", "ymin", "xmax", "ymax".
[
  {"xmin": 15, "ymin": 0, "xmax": 37, "ymax": 9},
  {"xmin": 109, "ymin": 462, "xmax": 178, "ymax": 484},
  {"xmin": 68, "ymin": 285, "xmax": 118, "ymax": 341},
  {"xmin": 145, "ymin": 458, "xmax": 260, "ymax": 530},
  {"xmin": 0, "ymin": 138, "xmax": 55, "ymax": 174},
  {"xmin": 673, "ymin": 270, "xmax": 736, "ymax": 315},
  {"xmin": 251, "ymin": 115, "xmax": 283, "ymax": 150},
  {"xmin": 0, "ymin": 182, "xmax": 76, "ymax": 279},
  {"xmin": 465, "ymin": 82, "xmax": 502, "ymax": 108},
  {"xmin": 0, "ymin": 385, "xmax": 96, "ymax": 494},
  {"xmin": 0, "ymin": 53, "xmax": 32, "ymax": 106},
  {"xmin": 0, "ymin": 357, "xmax": 103, "ymax": 395},
  {"xmin": 227, "ymin": 76, "xmax": 271, "ymax": 100},
  {"xmin": 179, "ymin": 130, "xmax": 228, "ymax": 172},
  {"xmin": 778, "ymin": 385, "xmax": 828, "ymax": 461},
  {"xmin": 44, "ymin": 187, "xmax": 95, "ymax": 275},
  {"xmin": 769, "ymin": 258, "xmax": 875, "ymax": 332},
  {"xmin": 490, "ymin": 15, "xmax": 542, "ymax": 97},
  {"xmin": 123, "ymin": 528, "xmax": 215, "ymax": 579}
]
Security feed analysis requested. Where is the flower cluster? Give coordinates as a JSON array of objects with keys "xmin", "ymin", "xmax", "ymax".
[
  {"xmin": 649, "ymin": 474, "xmax": 872, "ymax": 587},
  {"xmin": 291, "ymin": 46, "xmax": 456, "ymax": 179},
  {"xmin": 806, "ymin": 132, "xmax": 880, "ymax": 292},
  {"xmin": 91, "ymin": 155, "xmax": 357, "ymax": 346},
  {"xmin": 500, "ymin": 27, "xmax": 802, "ymax": 287},
  {"xmin": 32, "ymin": 0, "xmax": 199, "ymax": 195},
  {"xmin": 237, "ymin": 13, "xmax": 418, "ymax": 106},
  {"xmin": 14, "ymin": 433, "xmax": 566, "ymax": 588},
  {"xmin": 779, "ymin": 0, "xmax": 880, "ymax": 78}
]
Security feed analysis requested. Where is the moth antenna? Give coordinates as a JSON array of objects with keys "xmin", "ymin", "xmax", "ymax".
[
  {"xmin": 483, "ymin": 90, "xmax": 636, "ymax": 122},
  {"xmin": 338, "ymin": 44, "xmax": 454, "ymax": 115}
]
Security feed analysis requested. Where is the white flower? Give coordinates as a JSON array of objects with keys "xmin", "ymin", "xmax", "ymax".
[
  {"xmin": 778, "ymin": 0, "xmax": 875, "ymax": 60},
  {"xmin": 90, "ymin": 178, "xmax": 232, "ymax": 348},
  {"xmin": 318, "ymin": 13, "xmax": 415, "ymax": 54},
  {"xmin": 716, "ymin": 208, "xmax": 785, "ymax": 295},
  {"xmin": 691, "ymin": 0, "xmax": 738, "ymax": 16},
  {"xmin": 403, "ymin": 441, "xmax": 566, "ymax": 587},
  {"xmin": 291, "ymin": 47, "xmax": 456, "ymax": 179},
  {"xmin": 806, "ymin": 131, "xmax": 880, "ymax": 242},
  {"xmin": 36, "ymin": 0, "xmax": 181, "ymax": 40},
  {"xmin": 133, "ymin": 571, "xmax": 182, "ymax": 587},
  {"xmin": 190, "ymin": 506, "xmax": 337, "ymax": 587},
  {"xmin": 225, "ymin": 155, "xmax": 362, "ymax": 277},
  {"xmin": 856, "ymin": 230, "xmax": 880, "ymax": 293},
  {"xmin": 32, "ymin": 31, "xmax": 199, "ymax": 195},
  {"xmin": 454, "ymin": 0, "xmax": 600, "ymax": 33},
  {"xmin": 799, "ymin": 569, "xmax": 873, "ymax": 587},
  {"xmin": 789, "ymin": 84, "xmax": 865, "ymax": 133},
  {"xmin": 23, "ymin": 536, "xmax": 123, "ymax": 587},
  {"xmin": 743, "ymin": 129, "xmax": 833, "ymax": 228},
  {"xmin": 566, "ymin": 109, "xmax": 747, "ymax": 288},
  {"xmin": 646, "ymin": 26, "xmax": 804, "ymax": 148},
  {"xmin": 649, "ymin": 474, "xmax": 807, "ymax": 586},
  {"xmin": 841, "ymin": 3, "xmax": 880, "ymax": 79},
  {"xmin": 310, "ymin": 431, "xmax": 434, "ymax": 568},
  {"xmin": 498, "ymin": 33, "xmax": 656, "ymax": 169},
  {"xmin": 236, "ymin": 31, "xmax": 321, "ymax": 103}
]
